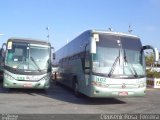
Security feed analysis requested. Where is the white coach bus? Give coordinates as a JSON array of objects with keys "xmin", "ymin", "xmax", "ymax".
[{"xmin": 53, "ymin": 30, "xmax": 159, "ymax": 97}]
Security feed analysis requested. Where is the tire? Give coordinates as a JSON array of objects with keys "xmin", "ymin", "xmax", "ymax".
[
  {"xmin": 73, "ymin": 80, "xmax": 80, "ymax": 97},
  {"xmin": 53, "ymin": 73, "xmax": 57, "ymax": 85}
]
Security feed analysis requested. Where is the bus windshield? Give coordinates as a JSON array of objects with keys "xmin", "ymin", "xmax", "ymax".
[
  {"xmin": 29, "ymin": 45, "xmax": 50, "ymax": 71},
  {"xmin": 92, "ymin": 34, "xmax": 145, "ymax": 78},
  {"xmin": 5, "ymin": 42, "xmax": 50, "ymax": 71}
]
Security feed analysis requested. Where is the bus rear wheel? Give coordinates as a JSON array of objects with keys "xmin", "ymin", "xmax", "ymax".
[{"xmin": 73, "ymin": 81, "xmax": 80, "ymax": 97}]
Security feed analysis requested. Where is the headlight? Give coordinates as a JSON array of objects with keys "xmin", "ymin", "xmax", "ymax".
[
  {"xmin": 4, "ymin": 73, "xmax": 15, "ymax": 81},
  {"xmin": 41, "ymin": 75, "xmax": 50, "ymax": 81},
  {"xmin": 138, "ymin": 83, "xmax": 146, "ymax": 88},
  {"xmin": 91, "ymin": 81, "xmax": 109, "ymax": 88}
]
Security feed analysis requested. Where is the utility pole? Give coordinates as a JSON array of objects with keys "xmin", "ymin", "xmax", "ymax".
[
  {"xmin": 128, "ymin": 24, "xmax": 133, "ymax": 33},
  {"xmin": 46, "ymin": 27, "xmax": 50, "ymax": 42}
]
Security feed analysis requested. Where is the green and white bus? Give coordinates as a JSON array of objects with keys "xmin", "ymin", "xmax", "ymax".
[
  {"xmin": 53, "ymin": 30, "xmax": 159, "ymax": 97},
  {"xmin": 1, "ymin": 38, "xmax": 52, "ymax": 89}
]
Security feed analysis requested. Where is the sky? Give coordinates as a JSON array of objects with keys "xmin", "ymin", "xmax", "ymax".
[{"xmin": 0, "ymin": 0, "xmax": 160, "ymax": 51}]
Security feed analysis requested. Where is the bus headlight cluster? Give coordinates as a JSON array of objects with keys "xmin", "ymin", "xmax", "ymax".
[
  {"xmin": 4, "ymin": 73, "xmax": 15, "ymax": 81},
  {"xmin": 41, "ymin": 75, "xmax": 50, "ymax": 82},
  {"xmin": 91, "ymin": 81, "xmax": 109, "ymax": 88},
  {"xmin": 138, "ymin": 83, "xmax": 146, "ymax": 88}
]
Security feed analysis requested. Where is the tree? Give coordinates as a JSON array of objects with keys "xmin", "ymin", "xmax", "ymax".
[{"xmin": 145, "ymin": 53, "xmax": 154, "ymax": 67}]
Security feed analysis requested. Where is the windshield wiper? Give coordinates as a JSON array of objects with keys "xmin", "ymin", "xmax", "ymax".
[
  {"xmin": 124, "ymin": 50, "xmax": 138, "ymax": 78},
  {"xmin": 108, "ymin": 56, "xmax": 120, "ymax": 77},
  {"xmin": 108, "ymin": 51, "xmax": 121, "ymax": 78},
  {"xmin": 30, "ymin": 56, "xmax": 41, "ymax": 72},
  {"xmin": 108, "ymin": 46, "xmax": 121, "ymax": 77}
]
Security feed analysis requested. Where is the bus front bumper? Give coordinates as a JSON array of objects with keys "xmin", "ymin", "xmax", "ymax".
[
  {"xmin": 3, "ymin": 78, "xmax": 50, "ymax": 89},
  {"xmin": 88, "ymin": 86, "xmax": 146, "ymax": 98}
]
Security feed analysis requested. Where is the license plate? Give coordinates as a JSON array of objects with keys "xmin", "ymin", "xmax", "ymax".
[
  {"xmin": 23, "ymin": 83, "xmax": 33, "ymax": 88},
  {"xmin": 119, "ymin": 91, "xmax": 128, "ymax": 96}
]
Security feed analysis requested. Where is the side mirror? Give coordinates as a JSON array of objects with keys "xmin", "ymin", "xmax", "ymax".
[
  {"xmin": 142, "ymin": 45, "xmax": 159, "ymax": 62},
  {"xmin": 154, "ymin": 48, "xmax": 159, "ymax": 62},
  {"xmin": 90, "ymin": 34, "xmax": 99, "ymax": 54},
  {"xmin": 0, "ymin": 48, "xmax": 3, "ymax": 57},
  {"xmin": 0, "ymin": 43, "xmax": 6, "ymax": 58},
  {"xmin": 51, "ymin": 46, "xmax": 55, "ymax": 60},
  {"xmin": 53, "ymin": 53, "xmax": 55, "ymax": 60},
  {"xmin": 52, "ymin": 47, "xmax": 55, "ymax": 59}
]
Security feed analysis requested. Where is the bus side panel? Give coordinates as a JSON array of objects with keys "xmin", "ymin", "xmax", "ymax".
[{"xmin": 54, "ymin": 31, "xmax": 91, "ymax": 92}]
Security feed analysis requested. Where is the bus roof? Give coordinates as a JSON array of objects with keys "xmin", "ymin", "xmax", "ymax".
[
  {"xmin": 90, "ymin": 29, "xmax": 139, "ymax": 39},
  {"xmin": 54, "ymin": 29, "xmax": 141, "ymax": 64},
  {"xmin": 8, "ymin": 37, "xmax": 51, "ymax": 46}
]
